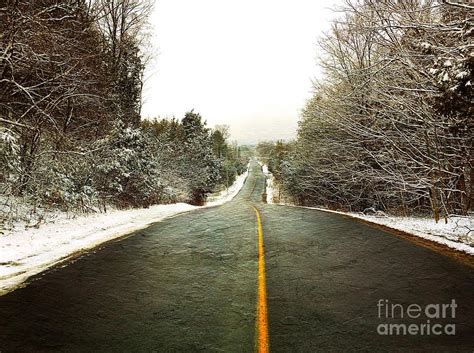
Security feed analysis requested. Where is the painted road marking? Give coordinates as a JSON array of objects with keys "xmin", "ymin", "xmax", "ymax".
[{"xmin": 253, "ymin": 206, "xmax": 269, "ymax": 353}]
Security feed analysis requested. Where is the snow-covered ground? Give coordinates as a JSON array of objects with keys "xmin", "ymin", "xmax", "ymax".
[
  {"xmin": 205, "ymin": 167, "xmax": 249, "ymax": 206},
  {"xmin": 0, "ymin": 169, "xmax": 248, "ymax": 295},
  {"xmin": 302, "ymin": 207, "xmax": 474, "ymax": 255},
  {"xmin": 259, "ymin": 163, "xmax": 274, "ymax": 204},
  {"xmin": 262, "ymin": 170, "xmax": 473, "ymax": 256}
]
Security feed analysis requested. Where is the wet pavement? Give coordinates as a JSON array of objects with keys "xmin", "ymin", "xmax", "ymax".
[{"xmin": 0, "ymin": 161, "xmax": 473, "ymax": 352}]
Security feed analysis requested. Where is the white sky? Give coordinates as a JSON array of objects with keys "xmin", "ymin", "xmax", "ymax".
[{"xmin": 142, "ymin": 0, "xmax": 342, "ymax": 144}]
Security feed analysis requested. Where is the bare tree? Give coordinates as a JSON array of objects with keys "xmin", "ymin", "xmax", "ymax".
[{"xmin": 282, "ymin": 0, "xmax": 473, "ymax": 220}]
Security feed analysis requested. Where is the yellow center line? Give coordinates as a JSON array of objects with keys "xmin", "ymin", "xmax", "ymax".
[{"xmin": 253, "ymin": 205, "xmax": 269, "ymax": 353}]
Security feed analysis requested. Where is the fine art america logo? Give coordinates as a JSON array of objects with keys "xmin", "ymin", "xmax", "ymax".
[{"xmin": 377, "ymin": 299, "xmax": 457, "ymax": 336}]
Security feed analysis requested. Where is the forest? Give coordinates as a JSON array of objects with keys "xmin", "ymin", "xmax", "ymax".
[
  {"xmin": 1, "ymin": 0, "xmax": 472, "ymax": 227},
  {"xmin": 260, "ymin": 0, "xmax": 473, "ymax": 221},
  {"xmin": 0, "ymin": 0, "xmax": 246, "ymax": 228}
]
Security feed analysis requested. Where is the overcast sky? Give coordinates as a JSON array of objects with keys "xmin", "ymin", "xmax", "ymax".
[{"xmin": 141, "ymin": 0, "xmax": 342, "ymax": 144}]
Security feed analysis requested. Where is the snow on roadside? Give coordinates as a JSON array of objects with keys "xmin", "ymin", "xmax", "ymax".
[
  {"xmin": 205, "ymin": 166, "xmax": 249, "ymax": 207},
  {"xmin": 259, "ymin": 163, "xmax": 274, "ymax": 204},
  {"xmin": 353, "ymin": 213, "xmax": 473, "ymax": 254},
  {"xmin": 0, "ymin": 169, "xmax": 248, "ymax": 295},
  {"xmin": 285, "ymin": 205, "xmax": 474, "ymax": 256}
]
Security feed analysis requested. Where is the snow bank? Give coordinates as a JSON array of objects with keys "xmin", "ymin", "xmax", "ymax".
[
  {"xmin": 205, "ymin": 167, "xmax": 249, "ymax": 207},
  {"xmin": 0, "ymin": 169, "xmax": 248, "ymax": 295},
  {"xmin": 288, "ymin": 205, "xmax": 474, "ymax": 256},
  {"xmin": 260, "ymin": 164, "xmax": 274, "ymax": 204},
  {"xmin": 353, "ymin": 213, "xmax": 473, "ymax": 255}
]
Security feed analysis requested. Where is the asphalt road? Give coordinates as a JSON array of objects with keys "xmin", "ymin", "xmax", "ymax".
[{"xmin": 0, "ymin": 161, "xmax": 473, "ymax": 352}]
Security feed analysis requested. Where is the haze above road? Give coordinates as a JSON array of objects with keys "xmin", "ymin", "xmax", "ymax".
[{"xmin": 141, "ymin": 0, "xmax": 344, "ymax": 144}]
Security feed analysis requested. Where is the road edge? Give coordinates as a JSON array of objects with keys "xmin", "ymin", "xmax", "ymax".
[
  {"xmin": 273, "ymin": 204, "xmax": 474, "ymax": 268},
  {"xmin": 0, "ymin": 170, "xmax": 250, "ymax": 296}
]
